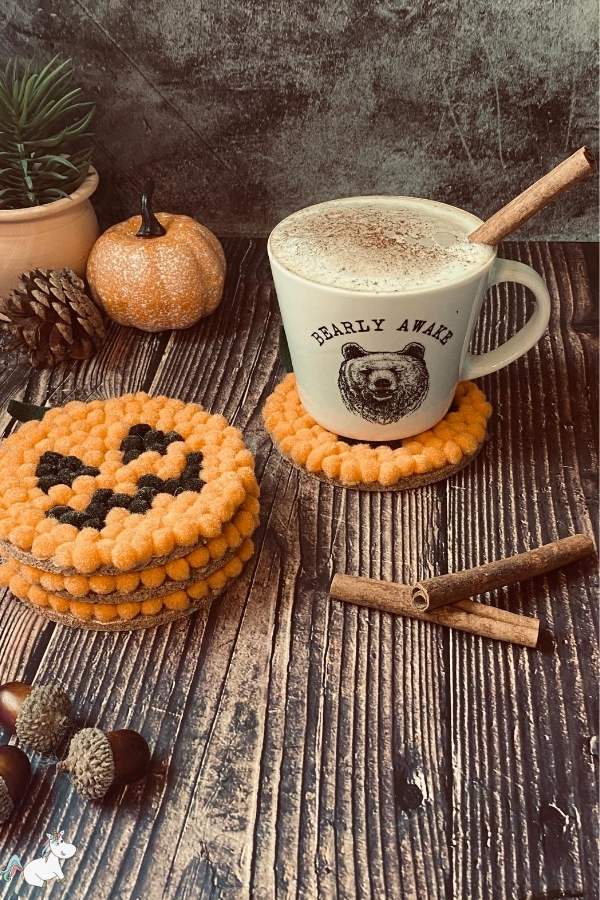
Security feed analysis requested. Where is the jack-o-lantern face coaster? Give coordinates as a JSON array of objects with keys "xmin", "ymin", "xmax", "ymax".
[
  {"xmin": 0, "ymin": 393, "xmax": 259, "ymax": 629},
  {"xmin": 263, "ymin": 374, "xmax": 492, "ymax": 491}
]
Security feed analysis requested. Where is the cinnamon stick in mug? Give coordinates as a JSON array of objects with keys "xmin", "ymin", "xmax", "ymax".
[
  {"xmin": 469, "ymin": 146, "xmax": 596, "ymax": 245},
  {"xmin": 411, "ymin": 534, "xmax": 595, "ymax": 612},
  {"xmin": 330, "ymin": 574, "xmax": 539, "ymax": 647}
]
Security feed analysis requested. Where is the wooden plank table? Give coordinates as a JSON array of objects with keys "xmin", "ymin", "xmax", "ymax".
[{"xmin": 0, "ymin": 240, "xmax": 597, "ymax": 900}]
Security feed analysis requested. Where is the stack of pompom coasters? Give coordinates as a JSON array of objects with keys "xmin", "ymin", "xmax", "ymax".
[
  {"xmin": 263, "ymin": 374, "xmax": 492, "ymax": 490},
  {"xmin": 0, "ymin": 394, "xmax": 259, "ymax": 630}
]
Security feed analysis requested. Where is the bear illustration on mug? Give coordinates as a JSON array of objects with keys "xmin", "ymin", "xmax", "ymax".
[{"xmin": 338, "ymin": 341, "xmax": 430, "ymax": 425}]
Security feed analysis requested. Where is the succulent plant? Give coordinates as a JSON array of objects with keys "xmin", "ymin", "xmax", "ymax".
[{"xmin": 0, "ymin": 55, "xmax": 95, "ymax": 210}]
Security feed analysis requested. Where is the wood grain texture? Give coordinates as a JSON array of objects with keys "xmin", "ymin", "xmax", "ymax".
[{"xmin": 0, "ymin": 241, "xmax": 597, "ymax": 900}]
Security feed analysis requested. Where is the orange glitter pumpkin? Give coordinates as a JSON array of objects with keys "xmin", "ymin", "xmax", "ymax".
[{"xmin": 86, "ymin": 181, "xmax": 226, "ymax": 332}]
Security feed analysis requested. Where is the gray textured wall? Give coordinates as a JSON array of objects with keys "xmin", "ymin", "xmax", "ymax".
[{"xmin": 2, "ymin": 0, "xmax": 599, "ymax": 238}]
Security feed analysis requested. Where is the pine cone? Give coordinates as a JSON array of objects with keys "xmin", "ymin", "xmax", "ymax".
[{"xmin": 0, "ymin": 267, "xmax": 105, "ymax": 368}]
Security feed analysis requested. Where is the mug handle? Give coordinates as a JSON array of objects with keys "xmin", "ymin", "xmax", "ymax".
[{"xmin": 460, "ymin": 258, "xmax": 551, "ymax": 380}]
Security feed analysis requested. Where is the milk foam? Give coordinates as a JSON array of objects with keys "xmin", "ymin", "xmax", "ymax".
[{"xmin": 269, "ymin": 197, "xmax": 494, "ymax": 292}]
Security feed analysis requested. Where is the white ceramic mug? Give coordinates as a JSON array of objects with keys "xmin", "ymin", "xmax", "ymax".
[{"xmin": 268, "ymin": 196, "xmax": 551, "ymax": 442}]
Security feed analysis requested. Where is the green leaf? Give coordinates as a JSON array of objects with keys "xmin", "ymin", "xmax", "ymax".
[
  {"xmin": 7, "ymin": 399, "xmax": 51, "ymax": 421},
  {"xmin": 40, "ymin": 153, "xmax": 80, "ymax": 172}
]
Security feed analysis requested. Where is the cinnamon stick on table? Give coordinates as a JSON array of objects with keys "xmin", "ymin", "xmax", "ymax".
[
  {"xmin": 411, "ymin": 534, "xmax": 595, "ymax": 612},
  {"xmin": 330, "ymin": 574, "xmax": 540, "ymax": 648},
  {"xmin": 469, "ymin": 146, "xmax": 596, "ymax": 245}
]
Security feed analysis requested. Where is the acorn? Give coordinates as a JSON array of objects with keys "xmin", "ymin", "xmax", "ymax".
[
  {"xmin": 0, "ymin": 746, "xmax": 31, "ymax": 823},
  {"xmin": 57, "ymin": 728, "xmax": 150, "ymax": 800},
  {"xmin": 0, "ymin": 682, "xmax": 71, "ymax": 753}
]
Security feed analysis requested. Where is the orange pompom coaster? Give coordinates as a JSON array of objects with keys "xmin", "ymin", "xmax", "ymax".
[
  {"xmin": 263, "ymin": 374, "xmax": 492, "ymax": 490},
  {"xmin": 0, "ymin": 392, "xmax": 260, "ymax": 629},
  {"xmin": 2, "ymin": 538, "xmax": 256, "ymax": 632},
  {"xmin": 0, "ymin": 392, "xmax": 257, "ymax": 575}
]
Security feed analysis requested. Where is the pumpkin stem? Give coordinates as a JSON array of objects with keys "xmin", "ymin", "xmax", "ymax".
[{"xmin": 136, "ymin": 180, "xmax": 166, "ymax": 238}]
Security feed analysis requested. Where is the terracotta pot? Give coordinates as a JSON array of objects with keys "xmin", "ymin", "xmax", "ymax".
[{"xmin": 0, "ymin": 167, "xmax": 100, "ymax": 298}]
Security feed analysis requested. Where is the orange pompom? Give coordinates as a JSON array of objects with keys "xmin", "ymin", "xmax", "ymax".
[
  {"xmin": 0, "ymin": 564, "xmax": 14, "ymax": 587},
  {"xmin": 207, "ymin": 536, "xmax": 228, "ymax": 560},
  {"xmin": 115, "ymin": 572, "xmax": 140, "ymax": 593},
  {"xmin": 27, "ymin": 585, "xmax": 49, "ymax": 607},
  {"xmin": 93, "ymin": 603, "xmax": 118, "ymax": 622},
  {"xmin": 141, "ymin": 598, "xmax": 164, "ymax": 615},
  {"xmin": 222, "ymin": 523, "xmax": 242, "ymax": 549},
  {"xmin": 322, "ymin": 455, "xmax": 342, "ymax": 479},
  {"xmin": 31, "ymin": 533, "xmax": 59, "ymax": 559},
  {"xmin": 197, "ymin": 514, "xmax": 222, "ymax": 538},
  {"xmin": 130, "ymin": 533, "xmax": 154, "ymax": 567},
  {"xmin": 172, "ymin": 520, "xmax": 199, "ymax": 547},
  {"xmin": 234, "ymin": 511, "xmax": 256, "ymax": 538},
  {"xmin": 207, "ymin": 569, "xmax": 227, "ymax": 590},
  {"xmin": 117, "ymin": 602, "xmax": 141, "ymax": 620},
  {"xmin": 96, "ymin": 539, "xmax": 115, "ymax": 565},
  {"xmin": 186, "ymin": 580, "xmax": 209, "ymax": 600},
  {"xmin": 64, "ymin": 575, "xmax": 89, "ymax": 597},
  {"xmin": 71, "ymin": 542, "xmax": 102, "ymax": 574},
  {"xmin": 223, "ymin": 557, "xmax": 243, "ymax": 579},
  {"xmin": 165, "ymin": 558, "xmax": 190, "ymax": 582},
  {"xmin": 140, "ymin": 567, "xmax": 166, "ymax": 588},
  {"xmin": 187, "ymin": 546, "xmax": 210, "ymax": 569},
  {"xmin": 378, "ymin": 461, "xmax": 400, "ymax": 486},
  {"xmin": 89, "ymin": 574, "xmax": 117, "ymax": 594},
  {"xmin": 443, "ymin": 440, "xmax": 463, "ymax": 465},
  {"xmin": 152, "ymin": 529, "xmax": 176, "ymax": 557},
  {"xmin": 358, "ymin": 457, "xmax": 380, "ymax": 483},
  {"xmin": 40, "ymin": 572, "xmax": 64, "ymax": 592},
  {"xmin": 70, "ymin": 601, "xmax": 94, "ymax": 620},
  {"xmin": 47, "ymin": 484, "xmax": 73, "ymax": 505},
  {"xmin": 339, "ymin": 459, "xmax": 361, "ymax": 485},
  {"xmin": 456, "ymin": 432, "xmax": 479, "ymax": 454},
  {"xmin": 8, "ymin": 526, "xmax": 35, "ymax": 550},
  {"xmin": 111, "ymin": 542, "xmax": 138, "ymax": 571},
  {"xmin": 163, "ymin": 590, "xmax": 189, "ymax": 611},
  {"xmin": 423, "ymin": 446, "xmax": 447, "ymax": 469},
  {"xmin": 54, "ymin": 543, "xmax": 74, "ymax": 569},
  {"xmin": 48, "ymin": 594, "xmax": 70, "ymax": 613},
  {"xmin": 395, "ymin": 455, "xmax": 416, "ymax": 478}
]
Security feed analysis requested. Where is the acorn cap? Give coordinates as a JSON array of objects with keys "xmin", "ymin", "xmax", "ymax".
[
  {"xmin": 0, "ymin": 746, "xmax": 31, "ymax": 823},
  {"xmin": 0, "ymin": 779, "xmax": 13, "ymax": 823},
  {"xmin": 15, "ymin": 684, "xmax": 71, "ymax": 753},
  {"xmin": 58, "ymin": 727, "xmax": 115, "ymax": 800}
]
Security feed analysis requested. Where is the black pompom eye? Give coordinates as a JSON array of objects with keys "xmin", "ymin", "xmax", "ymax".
[
  {"xmin": 35, "ymin": 451, "xmax": 100, "ymax": 493},
  {"xmin": 118, "ymin": 424, "xmax": 185, "ymax": 462},
  {"xmin": 128, "ymin": 423, "xmax": 152, "ymax": 438}
]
